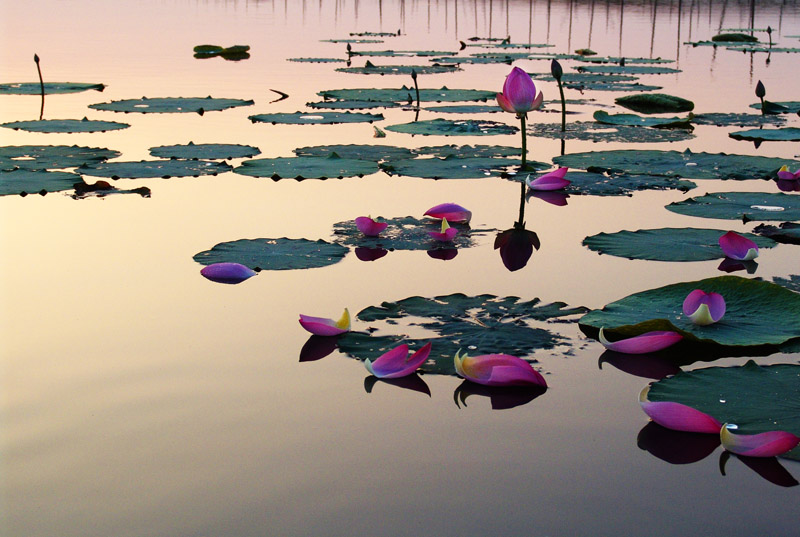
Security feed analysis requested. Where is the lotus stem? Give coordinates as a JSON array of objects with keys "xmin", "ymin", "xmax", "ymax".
[
  {"xmin": 34, "ymin": 53, "xmax": 44, "ymax": 120},
  {"xmin": 557, "ymin": 79, "xmax": 566, "ymax": 132},
  {"xmin": 411, "ymin": 69, "xmax": 420, "ymax": 109}
]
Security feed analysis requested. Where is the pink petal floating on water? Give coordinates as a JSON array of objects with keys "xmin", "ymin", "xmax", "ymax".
[
  {"xmin": 424, "ymin": 202, "xmax": 472, "ymax": 224},
  {"xmin": 525, "ymin": 167, "xmax": 571, "ymax": 191},
  {"xmin": 298, "ymin": 308, "xmax": 350, "ymax": 336},
  {"xmin": 598, "ymin": 327, "xmax": 683, "ymax": 354},
  {"xmin": 720, "ymin": 424, "xmax": 800, "ymax": 458},
  {"xmin": 776, "ymin": 165, "xmax": 800, "ymax": 181},
  {"xmin": 200, "ymin": 262, "xmax": 257, "ymax": 284},
  {"xmin": 454, "ymin": 350, "xmax": 547, "ymax": 387},
  {"xmin": 496, "ymin": 66, "xmax": 543, "ymax": 116},
  {"xmin": 718, "ymin": 231, "xmax": 759, "ymax": 261},
  {"xmin": 428, "ymin": 218, "xmax": 458, "ymax": 242},
  {"xmin": 682, "ymin": 289, "xmax": 726, "ymax": 326},
  {"xmin": 639, "ymin": 386, "xmax": 723, "ymax": 434},
  {"xmin": 364, "ymin": 342, "xmax": 432, "ymax": 379},
  {"xmin": 355, "ymin": 216, "xmax": 388, "ymax": 237}
]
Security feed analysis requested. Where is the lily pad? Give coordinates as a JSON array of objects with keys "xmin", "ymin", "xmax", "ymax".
[
  {"xmin": 753, "ymin": 222, "xmax": 800, "ymax": 244},
  {"xmin": 712, "ymin": 33, "xmax": 759, "ymax": 42},
  {"xmin": 431, "ymin": 55, "xmax": 519, "ymax": 65},
  {"xmin": 332, "ymin": 216, "xmax": 493, "ymax": 250},
  {"xmin": 0, "ymin": 145, "xmax": 120, "ymax": 171},
  {"xmin": 729, "ymin": 128, "xmax": 800, "ymax": 142},
  {"xmin": 287, "ymin": 57, "xmax": 346, "ymax": 63},
  {"xmin": 293, "ymin": 144, "xmax": 413, "ymax": 162},
  {"xmin": 148, "ymin": 142, "xmax": 261, "ymax": 160},
  {"xmin": 546, "ymin": 171, "xmax": 695, "ymax": 196},
  {"xmin": 583, "ymin": 228, "xmax": 776, "ymax": 261},
  {"xmin": 577, "ymin": 65, "xmax": 681, "ymax": 75},
  {"xmin": 529, "ymin": 122, "xmax": 695, "ymax": 143},
  {"xmin": 0, "ymin": 82, "xmax": 105, "ymax": 95},
  {"xmin": 248, "ymin": 111, "xmax": 383, "ymax": 125},
  {"xmin": 381, "ymin": 156, "xmax": 532, "ymax": 179},
  {"xmin": 1, "ymin": 118, "xmax": 130, "ymax": 133},
  {"xmin": 306, "ymin": 100, "xmax": 399, "ymax": 110},
  {"xmin": 615, "ymin": 94, "xmax": 694, "ymax": 114},
  {"xmin": 579, "ymin": 275, "xmax": 800, "ymax": 348},
  {"xmin": 317, "ymin": 86, "xmax": 496, "ymax": 103},
  {"xmin": 691, "ymin": 113, "xmax": 785, "ymax": 127},
  {"xmin": 78, "ymin": 160, "xmax": 232, "ymax": 179},
  {"xmin": 425, "ymin": 104, "xmax": 502, "ymax": 114},
  {"xmin": 646, "ymin": 361, "xmax": 800, "ymax": 460},
  {"xmin": 666, "ymin": 192, "xmax": 800, "ymax": 222},
  {"xmin": 351, "ymin": 50, "xmax": 455, "ymax": 57},
  {"xmin": 336, "ymin": 63, "xmax": 460, "ymax": 75},
  {"xmin": 233, "ymin": 154, "xmax": 378, "ymax": 180},
  {"xmin": 193, "ymin": 238, "xmax": 348, "ymax": 271},
  {"xmin": 773, "ymin": 275, "xmax": 800, "ymax": 293},
  {"xmin": 89, "ymin": 97, "xmax": 254, "ymax": 114},
  {"xmin": 385, "ymin": 118, "xmax": 517, "ymax": 136},
  {"xmin": 750, "ymin": 102, "xmax": 800, "ymax": 114},
  {"xmin": 593, "ymin": 110, "xmax": 693, "ymax": 129},
  {"xmin": 193, "ymin": 44, "xmax": 250, "ymax": 60},
  {"xmin": 320, "ymin": 39, "xmax": 383, "ymax": 44},
  {"xmin": 0, "ymin": 168, "xmax": 81, "ymax": 196}
]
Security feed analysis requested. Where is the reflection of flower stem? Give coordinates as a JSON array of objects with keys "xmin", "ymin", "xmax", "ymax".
[
  {"xmin": 516, "ymin": 180, "xmax": 526, "ymax": 227},
  {"xmin": 412, "ymin": 69, "xmax": 420, "ymax": 109},
  {"xmin": 34, "ymin": 53, "xmax": 45, "ymax": 120},
  {"xmin": 519, "ymin": 114, "xmax": 527, "ymax": 169}
]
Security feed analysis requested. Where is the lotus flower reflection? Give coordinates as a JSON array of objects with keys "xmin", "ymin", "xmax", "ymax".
[
  {"xmin": 639, "ymin": 386, "xmax": 723, "ymax": 434},
  {"xmin": 298, "ymin": 308, "xmax": 351, "ymax": 336},
  {"xmin": 364, "ymin": 342, "xmax": 432, "ymax": 378},
  {"xmin": 598, "ymin": 327, "xmax": 683, "ymax": 354},
  {"xmin": 200, "ymin": 262, "xmax": 257, "ymax": 284},
  {"xmin": 424, "ymin": 202, "xmax": 472, "ymax": 224},
  {"xmin": 720, "ymin": 424, "xmax": 800, "ymax": 458},
  {"xmin": 682, "ymin": 289, "xmax": 726, "ymax": 326},
  {"xmin": 718, "ymin": 231, "xmax": 759, "ymax": 261},
  {"xmin": 355, "ymin": 216, "xmax": 388, "ymax": 237},
  {"xmin": 494, "ymin": 226, "xmax": 540, "ymax": 272},
  {"xmin": 454, "ymin": 350, "xmax": 547, "ymax": 387},
  {"xmin": 777, "ymin": 165, "xmax": 800, "ymax": 181},
  {"xmin": 428, "ymin": 217, "xmax": 458, "ymax": 242},
  {"xmin": 525, "ymin": 167, "xmax": 571, "ymax": 191}
]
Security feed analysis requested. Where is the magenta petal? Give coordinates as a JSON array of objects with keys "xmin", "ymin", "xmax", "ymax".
[
  {"xmin": 355, "ymin": 216, "xmax": 388, "ymax": 237},
  {"xmin": 424, "ymin": 203, "xmax": 472, "ymax": 224},
  {"xmin": 526, "ymin": 168, "xmax": 571, "ymax": 191},
  {"xmin": 721, "ymin": 425, "xmax": 800, "ymax": 458},
  {"xmin": 599, "ymin": 328, "xmax": 683, "ymax": 354},
  {"xmin": 366, "ymin": 342, "xmax": 432, "ymax": 379},
  {"xmin": 496, "ymin": 92, "xmax": 515, "ymax": 114},
  {"xmin": 719, "ymin": 231, "xmax": 759, "ymax": 261},
  {"xmin": 776, "ymin": 168, "xmax": 800, "ymax": 180},
  {"xmin": 639, "ymin": 386, "xmax": 723, "ymax": 434},
  {"xmin": 298, "ymin": 309, "xmax": 350, "ymax": 336},
  {"xmin": 455, "ymin": 352, "xmax": 547, "ymax": 387},
  {"xmin": 682, "ymin": 289, "xmax": 726, "ymax": 325},
  {"xmin": 428, "ymin": 227, "xmax": 458, "ymax": 242},
  {"xmin": 500, "ymin": 66, "xmax": 539, "ymax": 114},
  {"xmin": 200, "ymin": 262, "xmax": 257, "ymax": 284}
]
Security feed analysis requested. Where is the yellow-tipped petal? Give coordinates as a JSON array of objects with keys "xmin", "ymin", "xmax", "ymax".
[
  {"xmin": 454, "ymin": 349, "xmax": 467, "ymax": 377},
  {"xmin": 335, "ymin": 308, "xmax": 351, "ymax": 330},
  {"xmin": 779, "ymin": 164, "xmax": 789, "ymax": 172},
  {"xmin": 440, "ymin": 217, "xmax": 451, "ymax": 233}
]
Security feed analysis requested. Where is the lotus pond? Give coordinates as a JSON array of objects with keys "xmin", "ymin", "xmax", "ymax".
[{"xmin": 2, "ymin": 0, "xmax": 800, "ymax": 535}]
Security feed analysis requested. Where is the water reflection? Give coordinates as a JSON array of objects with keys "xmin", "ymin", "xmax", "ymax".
[
  {"xmin": 453, "ymin": 380, "xmax": 546, "ymax": 409},
  {"xmin": 364, "ymin": 373, "xmax": 432, "ymax": 396},
  {"xmin": 720, "ymin": 451, "xmax": 800, "ymax": 488},
  {"xmin": 598, "ymin": 349, "xmax": 682, "ymax": 380},
  {"xmin": 299, "ymin": 334, "xmax": 340, "ymax": 361},
  {"xmin": 495, "ymin": 182, "xmax": 540, "ymax": 271}
]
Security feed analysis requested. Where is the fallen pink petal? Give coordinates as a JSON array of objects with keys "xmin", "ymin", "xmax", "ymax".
[
  {"xmin": 776, "ymin": 165, "xmax": 800, "ymax": 181},
  {"xmin": 200, "ymin": 262, "xmax": 257, "ymax": 284},
  {"xmin": 720, "ymin": 424, "xmax": 800, "ymax": 458},
  {"xmin": 454, "ymin": 350, "xmax": 547, "ymax": 387},
  {"xmin": 598, "ymin": 327, "xmax": 683, "ymax": 354},
  {"xmin": 364, "ymin": 342, "xmax": 432, "ymax": 379},
  {"xmin": 496, "ymin": 66, "xmax": 544, "ymax": 116},
  {"xmin": 298, "ymin": 308, "xmax": 351, "ymax": 336},
  {"xmin": 424, "ymin": 202, "xmax": 472, "ymax": 224},
  {"xmin": 428, "ymin": 218, "xmax": 458, "ymax": 241},
  {"xmin": 718, "ymin": 231, "xmax": 759, "ymax": 261},
  {"xmin": 355, "ymin": 216, "xmax": 388, "ymax": 237},
  {"xmin": 639, "ymin": 386, "xmax": 723, "ymax": 434},
  {"xmin": 525, "ymin": 167, "xmax": 571, "ymax": 191},
  {"xmin": 682, "ymin": 289, "xmax": 726, "ymax": 325}
]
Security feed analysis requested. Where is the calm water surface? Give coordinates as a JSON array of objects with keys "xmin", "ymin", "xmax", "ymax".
[{"xmin": 1, "ymin": 1, "xmax": 799, "ymax": 536}]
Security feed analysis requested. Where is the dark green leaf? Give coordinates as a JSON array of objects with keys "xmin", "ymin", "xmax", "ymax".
[
  {"xmin": 615, "ymin": 93, "xmax": 694, "ymax": 114},
  {"xmin": 193, "ymin": 238, "xmax": 348, "ymax": 270},
  {"xmin": 248, "ymin": 111, "xmax": 383, "ymax": 124},
  {"xmin": 78, "ymin": 160, "xmax": 232, "ymax": 179},
  {"xmin": 554, "ymin": 171, "xmax": 696, "ymax": 196},
  {"xmin": 306, "ymin": 100, "xmax": 399, "ymax": 110},
  {"xmin": 0, "ymin": 168, "xmax": 81, "ymax": 196},
  {"xmin": 385, "ymin": 118, "xmax": 517, "ymax": 136},
  {"xmin": 332, "ymin": 216, "xmax": 493, "ymax": 250},
  {"xmin": 729, "ymin": 127, "xmax": 800, "ymax": 142},
  {"xmin": 749, "ymin": 101, "xmax": 800, "ymax": 114},
  {"xmin": 666, "ymin": 192, "xmax": 800, "ymax": 221},
  {"xmin": 593, "ymin": 110, "xmax": 693, "ymax": 129},
  {"xmin": 233, "ymin": 155, "xmax": 378, "ymax": 179},
  {"xmin": 381, "ymin": 156, "xmax": 528, "ymax": 179},
  {"xmin": 317, "ymin": 86, "xmax": 496, "ymax": 103},
  {"xmin": 0, "ymin": 145, "xmax": 120, "ymax": 171},
  {"xmin": 754, "ymin": 222, "xmax": 800, "ymax": 244},
  {"xmin": 336, "ymin": 63, "xmax": 460, "ymax": 75},
  {"xmin": 529, "ymin": 121, "xmax": 695, "ymax": 143},
  {"xmin": 0, "ymin": 82, "xmax": 105, "ymax": 95},
  {"xmin": 89, "ymin": 97, "xmax": 254, "ymax": 114},
  {"xmin": 1, "ymin": 118, "xmax": 129, "ymax": 133},
  {"xmin": 293, "ymin": 144, "xmax": 413, "ymax": 162},
  {"xmin": 577, "ymin": 65, "xmax": 681, "ymax": 75},
  {"xmin": 412, "ymin": 145, "xmax": 521, "ymax": 158},
  {"xmin": 148, "ymin": 143, "xmax": 261, "ymax": 160}
]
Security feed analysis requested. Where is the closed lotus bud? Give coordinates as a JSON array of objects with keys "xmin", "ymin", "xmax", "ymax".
[
  {"xmin": 550, "ymin": 59, "xmax": 563, "ymax": 81},
  {"xmin": 755, "ymin": 80, "xmax": 765, "ymax": 98}
]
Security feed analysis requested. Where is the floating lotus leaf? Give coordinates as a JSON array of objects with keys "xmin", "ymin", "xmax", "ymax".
[
  {"xmin": 337, "ymin": 294, "xmax": 588, "ymax": 374},
  {"xmin": 712, "ymin": 33, "xmax": 759, "ymax": 42},
  {"xmin": 431, "ymin": 56, "xmax": 518, "ymax": 65},
  {"xmin": 381, "ymin": 156, "xmax": 531, "ymax": 179},
  {"xmin": 0, "ymin": 145, "xmax": 120, "ymax": 171},
  {"xmin": 666, "ymin": 192, "xmax": 800, "ymax": 222},
  {"xmin": 385, "ymin": 118, "xmax": 517, "ymax": 136},
  {"xmin": 593, "ymin": 110, "xmax": 693, "ymax": 129},
  {"xmin": 193, "ymin": 44, "xmax": 250, "ymax": 60},
  {"xmin": 691, "ymin": 113, "xmax": 785, "ymax": 127},
  {"xmin": 317, "ymin": 86, "xmax": 496, "ymax": 103},
  {"xmin": 349, "ymin": 31, "xmax": 399, "ymax": 37},
  {"xmin": 1, "ymin": 118, "xmax": 130, "ymax": 133},
  {"xmin": 336, "ymin": 63, "xmax": 460, "ymax": 75},
  {"xmin": 425, "ymin": 104, "xmax": 502, "ymax": 114},
  {"xmin": 332, "ymin": 216, "xmax": 493, "ymax": 250},
  {"xmin": 0, "ymin": 168, "xmax": 81, "ymax": 196},
  {"xmin": 730, "ymin": 128, "xmax": 800, "ymax": 142},
  {"xmin": 306, "ymin": 100, "xmax": 399, "ymax": 110},
  {"xmin": 90, "ymin": 96, "xmax": 254, "ymax": 114},
  {"xmin": 750, "ymin": 102, "xmax": 800, "ymax": 114},
  {"xmin": 233, "ymin": 154, "xmax": 378, "ymax": 179},
  {"xmin": 754, "ymin": 222, "xmax": 800, "ymax": 244},
  {"xmin": 78, "ymin": 160, "xmax": 232, "ymax": 179},
  {"xmin": 553, "ymin": 149, "xmax": 799, "ymax": 179},
  {"xmin": 320, "ymin": 39, "xmax": 383, "ymax": 43},
  {"xmin": 0, "ymin": 82, "xmax": 105, "ymax": 95},
  {"xmin": 193, "ymin": 238, "xmax": 348, "ymax": 270},
  {"xmin": 529, "ymin": 122, "xmax": 695, "ymax": 143},
  {"xmin": 583, "ymin": 228, "xmax": 776, "ymax": 261},
  {"xmin": 472, "ymin": 51, "xmax": 537, "ymax": 60},
  {"xmin": 538, "ymin": 74, "xmax": 662, "ymax": 92},
  {"xmin": 412, "ymin": 145, "xmax": 521, "ymax": 158},
  {"xmin": 287, "ymin": 57, "xmax": 346, "ymax": 63},
  {"xmin": 577, "ymin": 65, "xmax": 681, "ymax": 75},
  {"xmin": 148, "ymin": 142, "xmax": 260, "ymax": 160},
  {"xmin": 293, "ymin": 144, "xmax": 413, "ymax": 162},
  {"xmin": 773, "ymin": 275, "xmax": 800, "ymax": 294},
  {"xmin": 646, "ymin": 361, "xmax": 800, "ymax": 460},
  {"xmin": 733, "ymin": 46, "xmax": 800, "ymax": 53},
  {"xmin": 579, "ymin": 56, "xmax": 675, "ymax": 65},
  {"xmin": 579, "ymin": 275, "xmax": 800, "ymax": 348},
  {"xmin": 542, "ymin": 171, "xmax": 695, "ymax": 196},
  {"xmin": 489, "ymin": 43, "xmax": 553, "ymax": 49},
  {"xmin": 615, "ymin": 93, "xmax": 694, "ymax": 114},
  {"xmin": 248, "ymin": 111, "xmax": 383, "ymax": 124},
  {"xmin": 350, "ymin": 50, "xmax": 456, "ymax": 57}
]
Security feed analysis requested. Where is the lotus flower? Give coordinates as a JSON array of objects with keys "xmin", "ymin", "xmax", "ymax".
[
  {"xmin": 424, "ymin": 203, "xmax": 472, "ymax": 224},
  {"xmin": 777, "ymin": 165, "xmax": 800, "ymax": 181},
  {"xmin": 525, "ymin": 168, "xmax": 571, "ymax": 191},
  {"xmin": 496, "ymin": 66, "xmax": 543, "ymax": 117},
  {"xmin": 720, "ymin": 424, "xmax": 800, "ymax": 458},
  {"xmin": 718, "ymin": 231, "xmax": 759, "ymax": 261},
  {"xmin": 682, "ymin": 289, "xmax": 726, "ymax": 326},
  {"xmin": 355, "ymin": 216, "xmax": 388, "ymax": 237},
  {"xmin": 494, "ymin": 226, "xmax": 540, "ymax": 271},
  {"xmin": 598, "ymin": 327, "xmax": 683, "ymax": 354},
  {"xmin": 364, "ymin": 342, "xmax": 432, "ymax": 378},
  {"xmin": 298, "ymin": 308, "xmax": 350, "ymax": 336},
  {"xmin": 454, "ymin": 350, "xmax": 547, "ymax": 387},
  {"xmin": 639, "ymin": 386, "xmax": 723, "ymax": 434},
  {"xmin": 428, "ymin": 218, "xmax": 458, "ymax": 242},
  {"xmin": 200, "ymin": 262, "xmax": 257, "ymax": 284}
]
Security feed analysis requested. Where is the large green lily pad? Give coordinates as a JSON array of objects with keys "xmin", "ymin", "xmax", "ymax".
[
  {"xmin": 337, "ymin": 294, "xmax": 588, "ymax": 375},
  {"xmin": 431, "ymin": 55, "xmax": 519, "ymax": 65},
  {"xmin": 0, "ymin": 82, "xmax": 105, "ymax": 95},
  {"xmin": 579, "ymin": 275, "xmax": 800, "ymax": 348},
  {"xmin": 148, "ymin": 142, "xmax": 261, "ymax": 160},
  {"xmin": 0, "ymin": 145, "xmax": 120, "ymax": 171},
  {"xmin": 385, "ymin": 118, "xmax": 517, "ymax": 136},
  {"xmin": 1, "ymin": 118, "xmax": 130, "ymax": 133},
  {"xmin": 666, "ymin": 192, "xmax": 800, "ymax": 222},
  {"xmin": 425, "ymin": 104, "xmax": 502, "ymax": 114},
  {"xmin": 546, "ymin": 171, "xmax": 695, "ymax": 196},
  {"xmin": 593, "ymin": 110, "xmax": 693, "ymax": 129},
  {"xmin": 0, "ymin": 168, "xmax": 81, "ymax": 196},
  {"xmin": 533, "ymin": 73, "xmax": 661, "ymax": 92},
  {"xmin": 317, "ymin": 86, "xmax": 496, "ymax": 103},
  {"xmin": 233, "ymin": 154, "xmax": 378, "ymax": 180},
  {"xmin": 754, "ymin": 222, "xmax": 800, "ymax": 244},
  {"xmin": 193, "ymin": 44, "xmax": 250, "ymax": 60},
  {"xmin": 306, "ymin": 100, "xmax": 399, "ymax": 110},
  {"xmin": 293, "ymin": 144, "xmax": 413, "ymax": 162},
  {"xmin": 691, "ymin": 113, "xmax": 785, "ymax": 127},
  {"xmin": 577, "ymin": 65, "xmax": 681, "ymax": 75},
  {"xmin": 615, "ymin": 94, "xmax": 694, "ymax": 114},
  {"xmin": 350, "ymin": 50, "xmax": 456, "ymax": 57},
  {"xmin": 89, "ymin": 97, "xmax": 254, "ymax": 114},
  {"xmin": 646, "ymin": 361, "xmax": 800, "ymax": 460},
  {"xmin": 336, "ymin": 63, "xmax": 460, "ymax": 75},
  {"xmin": 193, "ymin": 238, "xmax": 348, "ymax": 271},
  {"xmin": 287, "ymin": 57, "xmax": 346, "ymax": 63},
  {"xmin": 78, "ymin": 160, "xmax": 232, "ymax": 179},
  {"xmin": 583, "ymin": 228, "xmax": 776, "ymax": 261},
  {"xmin": 553, "ymin": 149, "xmax": 799, "ymax": 180},
  {"xmin": 729, "ymin": 128, "xmax": 800, "ymax": 142},
  {"xmin": 248, "ymin": 111, "xmax": 382, "ymax": 125},
  {"xmin": 750, "ymin": 102, "xmax": 800, "ymax": 114},
  {"xmin": 412, "ymin": 145, "xmax": 521, "ymax": 158},
  {"xmin": 529, "ymin": 122, "xmax": 695, "ymax": 143},
  {"xmin": 712, "ymin": 33, "xmax": 759, "ymax": 42},
  {"xmin": 381, "ymin": 156, "xmax": 531, "ymax": 179},
  {"xmin": 774, "ymin": 275, "xmax": 800, "ymax": 293},
  {"xmin": 332, "ymin": 216, "xmax": 493, "ymax": 250}
]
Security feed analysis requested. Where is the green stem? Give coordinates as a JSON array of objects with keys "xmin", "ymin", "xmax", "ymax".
[
  {"xmin": 558, "ymin": 79, "xmax": 566, "ymax": 132},
  {"xmin": 35, "ymin": 54, "xmax": 45, "ymax": 120},
  {"xmin": 520, "ymin": 114, "xmax": 527, "ymax": 169}
]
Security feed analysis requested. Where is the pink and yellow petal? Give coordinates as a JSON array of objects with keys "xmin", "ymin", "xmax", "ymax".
[
  {"xmin": 682, "ymin": 289, "xmax": 726, "ymax": 325},
  {"xmin": 721, "ymin": 424, "xmax": 800, "ymax": 457},
  {"xmin": 639, "ymin": 386, "xmax": 723, "ymax": 434},
  {"xmin": 298, "ymin": 308, "xmax": 351, "ymax": 336}
]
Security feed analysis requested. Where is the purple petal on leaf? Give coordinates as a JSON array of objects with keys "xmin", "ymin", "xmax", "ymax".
[
  {"xmin": 428, "ymin": 227, "xmax": 458, "ymax": 241},
  {"xmin": 598, "ymin": 328, "xmax": 682, "ymax": 354},
  {"xmin": 682, "ymin": 289, "xmax": 726, "ymax": 325},
  {"xmin": 718, "ymin": 231, "xmax": 759, "ymax": 261},
  {"xmin": 639, "ymin": 386, "xmax": 723, "ymax": 434},
  {"xmin": 200, "ymin": 262, "xmax": 257, "ymax": 284},
  {"xmin": 454, "ymin": 351, "xmax": 547, "ymax": 387},
  {"xmin": 525, "ymin": 167, "xmax": 570, "ymax": 191},
  {"xmin": 720, "ymin": 424, "xmax": 800, "ymax": 458},
  {"xmin": 776, "ymin": 166, "xmax": 800, "ymax": 180},
  {"xmin": 355, "ymin": 216, "xmax": 388, "ymax": 237},
  {"xmin": 424, "ymin": 202, "xmax": 472, "ymax": 224}
]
